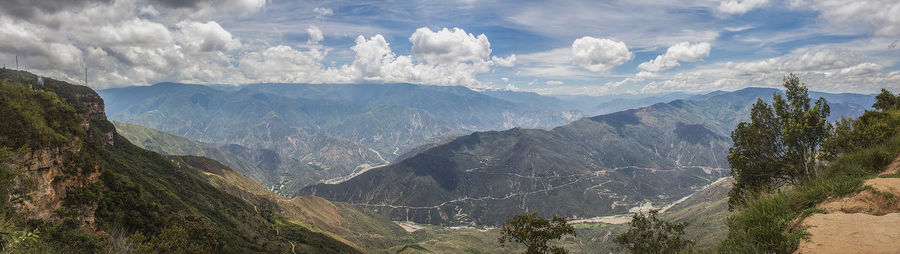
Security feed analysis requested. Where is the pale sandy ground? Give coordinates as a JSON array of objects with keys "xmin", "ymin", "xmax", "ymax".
[
  {"xmin": 795, "ymin": 157, "xmax": 900, "ymax": 254},
  {"xmin": 396, "ymin": 221, "xmax": 425, "ymax": 232}
]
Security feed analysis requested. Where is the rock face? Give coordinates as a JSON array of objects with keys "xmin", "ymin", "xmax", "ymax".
[
  {"xmin": 3, "ymin": 71, "xmax": 112, "ymax": 225},
  {"xmin": 14, "ymin": 144, "xmax": 99, "ymax": 222}
]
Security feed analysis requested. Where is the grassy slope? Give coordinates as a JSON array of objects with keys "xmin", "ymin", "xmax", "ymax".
[
  {"xmin": 0, "ymin": 69, "xmax": 360, "ymax": 253},
  {"xmin": 112, "ymin": 121, "xmax": 270, "ymax": 185},
  {"xmin": 170, "ymin": 155, "xmax": 416, "ymax": 252},
  {"xmin": 720, "ymin": 110, "xmax": 900, "ymax": 253}
]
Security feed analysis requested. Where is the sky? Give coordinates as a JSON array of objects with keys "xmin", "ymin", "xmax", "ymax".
[{"xmin": 1, "ymin": 0, "xmax": 899, "ymax": 95}]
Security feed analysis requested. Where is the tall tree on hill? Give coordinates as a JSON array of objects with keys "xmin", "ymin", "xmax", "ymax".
[
  {"xmin": 873, "ymin": 88, "xmax": 900, "ymax": 111},
  {"xmin": 498, "ymin": 212, "xmax": 575, "ymax": 254},
  {"xmin": 614, "ymin": 210, "xmax": 693, "ymax": 254},
  {"xmin": 727, "ymin": 74, "xmax": 832, "ymax": 208}
]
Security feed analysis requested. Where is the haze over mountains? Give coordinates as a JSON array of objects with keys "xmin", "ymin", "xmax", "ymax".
[
  {"xmin": 100, "ymin": 80, "xmax": 873, "ymax": 227},
  {"xmin": 301, "ymin": 87, "xmax": 872, "ymax": 225},
  {"xmin": 99, "ymin": 83, "xmax": 582, "ymax": 195}
]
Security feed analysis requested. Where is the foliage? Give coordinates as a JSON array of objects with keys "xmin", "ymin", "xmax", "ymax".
[
  {"xmin": 614, "ymin": 210, "xmax": 694, "ymax": 254},
  {"xmin": 823, "ymin": 89, "xmax": 900, "ymax": 159},
  {"xmin": 0, "ymin": 80, "xmax": 84, "ymax": 149},
  {"xmin": 823, "ymin": 110, "xmax": 900, "ymax": 159},
  {"xmin": 872, "ymin": 88, "xmax": 900, "ymax": 111},
  {"xmin": 720, "ymin": 108, "xmax": 900, "ymax": 253},
  {"xmin": 728, "ymin": 74, "xmax": 832, "ymax": 208},
  {"xmin": 498, "ymin": 212, "xmax": 575, "ymax": 254},
  {"xmin": 135, "ymin": 215, "xmax": 223, "ymax": 253},
  {"xmin": 0, "ymin": 69, "xmax": 362, "ymax": 253}
]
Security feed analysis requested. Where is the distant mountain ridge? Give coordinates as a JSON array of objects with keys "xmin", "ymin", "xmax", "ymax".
[
  {"xmin": 300, "ymin": 87, "xmax": 871, "ymax": 226},
  {"xmin": 99, "ymin": 82, "xmax": 581, "ymax": 195}
]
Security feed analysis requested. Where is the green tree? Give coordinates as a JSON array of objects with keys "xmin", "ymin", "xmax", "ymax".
[
  {"xmin": 823, "ymin": 90, "xmax": 900, "ymax": 159},
  {"xmin": 614, "ymin": 210, "xmax": 693, "ymax": 254},
  {"xmin": 872, "ymin": 88, "xmax": 900, "ymax": 111},
  {"xmin": 498, "ymin": 212, "xmax": 575, "ymax": 254},
  {"xmin": 728, "ymin": 74, "xmax": 832, "ymax": 208}
]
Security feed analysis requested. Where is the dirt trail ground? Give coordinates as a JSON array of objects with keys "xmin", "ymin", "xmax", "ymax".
[{"xmin": 795, "ymin": 157, "xmax": 900, "ymax": 254}]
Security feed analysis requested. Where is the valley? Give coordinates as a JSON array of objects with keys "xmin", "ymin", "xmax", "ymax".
[
  {"xmin": 301, "ymin": 87, "xmax": 869, "ymax": 225},
  {"xmin": 99, "ymin": 83, "xmax": 582, "ymax": 195},
  {"xmin": 2, "ymin": 1, "xmax": 896, "ymax": 252}
]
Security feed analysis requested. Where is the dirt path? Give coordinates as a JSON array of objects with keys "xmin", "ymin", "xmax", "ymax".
[{"xmin": 795, "ymin": 157, "xmax": 900, "ymax": 254}]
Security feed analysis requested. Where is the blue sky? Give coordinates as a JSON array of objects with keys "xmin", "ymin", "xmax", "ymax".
[{"xmin": 1, "ymin": 0, "xmax": 898, "ymax": 95}]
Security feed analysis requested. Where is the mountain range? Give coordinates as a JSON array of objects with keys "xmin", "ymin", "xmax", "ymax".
[
  {"xmin": 98, "ymin": 83, "xmax": 581, "ymax": 196},
  {"xmin": 300, "ymin": 87, "xmax": 872, "ymax": 225}
]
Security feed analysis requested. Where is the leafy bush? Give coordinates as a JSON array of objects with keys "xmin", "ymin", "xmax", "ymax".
[
  {"xmin": 727, "ymin": 74, "xmax": 831, "ymax": 208},
  {"xmin": 614, "ymin": 210, "xmax": 693, "ymax": 254},
  {"xmin": 720, "ymin": 115, "xmax": 900, "ymax": 253},
  {"xmin": 498, "ymin": 212, "xmax": 575, "ymax": 254}
]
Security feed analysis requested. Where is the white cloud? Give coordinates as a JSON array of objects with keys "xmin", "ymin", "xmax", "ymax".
[
  {"xmin": 638, "ymin": 42, "xmax": 711, "ymax": 72},
  {"xmin": 151, "ymin": 0, "xmax": 267, "ymax": 16},
  {"xmin": 410, "ymin": 27, "xmax": 492, "ymax": 65},
  {"xmin": 545, "ymin": 80, "xmax": 563, "ymax": 85},
  {"xmin": 307, "ymin": 25, "xmax": 324, "ymax": 44},
  {"xmin": 176, "ymin": 20, "xmax": 242, "ymax": 52},
  {"xmin": 797, "ymin": 0, "xmax": 900, "ymax": 36},
  {"xmin": 0, "ymin": 0, "xmax": 252, "ymax": 88},
  {"xmin": 238, "ymin": 45, "xmax": 330, "ymax": 83},
  {"xmin": 313, "ymin": 7, "xmax": 334, "ymax": 19},
  {"xmin": 492, "ymin": 54, "xmax": 517, "ymax": 67},
  {"xmin": 718, "ymin": 0, "xmax": 769, "ymax": 14},
  {"xmin": 635, "ymin": 71, "xmax": 659, "ymax": 79},
  {"xmin": 346, "ymin": 32, "xmax": 492, "ymax": 87},
  {"xmin": 501, "ymin": 77, "xmax": 510, "ymax": 82},
  {"xmin": 571, "ymin": 36, "xmax": 633, "ymax": 72},
  {"xmin": 639, "ymin": 47, "xmax": 900, "ymax": 93}
]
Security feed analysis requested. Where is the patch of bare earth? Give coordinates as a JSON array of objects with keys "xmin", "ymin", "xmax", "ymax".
[{"xmin": 795, "ymin": 157, "xmax": 900, "ymax": 254}]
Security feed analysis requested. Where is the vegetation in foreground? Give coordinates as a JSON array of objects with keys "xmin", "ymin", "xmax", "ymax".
[
  {"xmin": 0, "ymin": 69, "xmax": 359, "ymax": 253},
  {"xmin": 498, "ymin": 212, "xmax": 576, "ymax": 254},
  {"xmin": 721, "ymin": 78, "xmax": 900, "ymax": 253},
  {"xmin": 614, "ymin": 210, "xmax": 694, "ymax": 254}
]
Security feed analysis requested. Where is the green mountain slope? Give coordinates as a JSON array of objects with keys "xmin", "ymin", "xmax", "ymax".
[
  {"xmin": 0, "ymin": 69, "xmax": 359, "ymax": 253},
  {"xmin": 112, "ymin": 121, "xmax": 271, "ymax": 185}
]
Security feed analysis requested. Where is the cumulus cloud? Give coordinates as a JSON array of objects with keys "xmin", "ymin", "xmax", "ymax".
[
  {"xmin": 0, "ymin": 0, "xmax": 250, "ymax": 87},
  {"xmin": 307, "ymin": 25, "xmax": 324, "ymax": 44},
  {"xmin": 410, "ymin": 27, "xmax": 492, "ymax": 65},
  {"xmin": 176, "ymin": 20, "xmax": 242, "ymax": 52},
  {"xmin": 718, "ymin": 0, "xmax": 769, "ymax": 14},
  {"xmin": 571, "ymin": 36, "xmax": 633, "ymax": 72},
  {"xmin": 638, "ymin": 42, "xmax": 711, "ymax": 72},
  {"xmin": 233, "ymin": 26, "xmax": 505, "ymax": 87},
  {"xmin": 345, "ymin": 32, "xmax": 493, "ymax": 87},
  {"xmin": 545, "ymin": 80, "xmax": 563, "ymax": 85},
  {"xmin": 492, "ymin": 54, "xmax": 516, "ymax": 67},
  {"xmin": 0, "ymin": 0, "xmax": 113, "ymax": 21}
]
